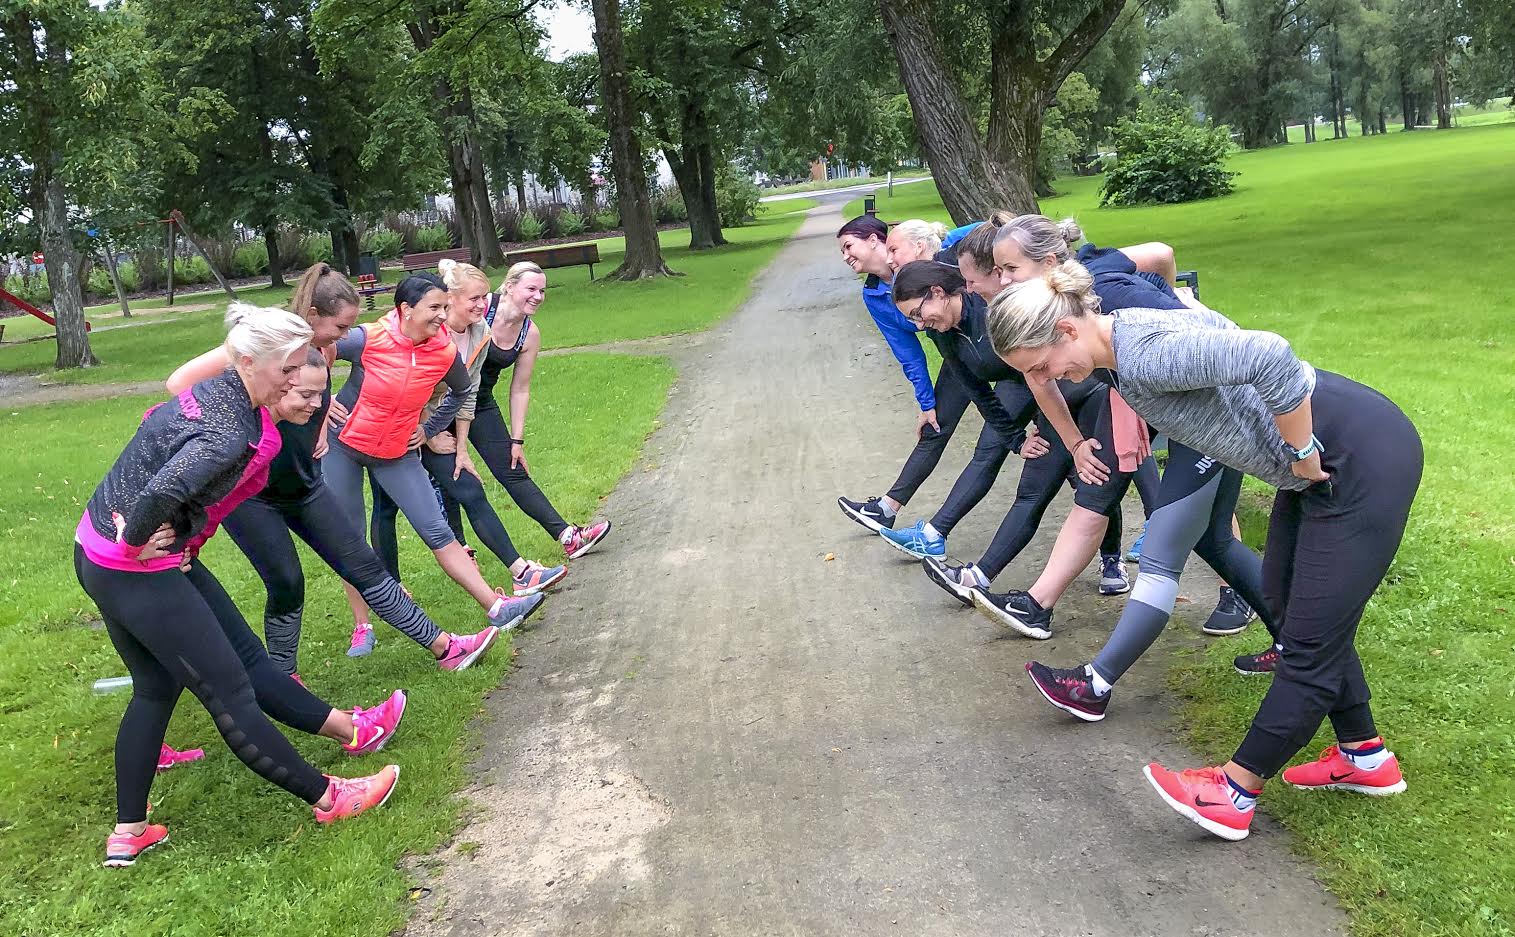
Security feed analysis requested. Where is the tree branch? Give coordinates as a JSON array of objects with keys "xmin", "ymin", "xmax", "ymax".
[{"xmin": 1040, "ymin": 0, "xmax": 1129, "ymax": 107}]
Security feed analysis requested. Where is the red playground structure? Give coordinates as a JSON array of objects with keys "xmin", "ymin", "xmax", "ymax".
[{"xmin": 0, "ymin": 285, "xmax": 92, "ymax": 335}]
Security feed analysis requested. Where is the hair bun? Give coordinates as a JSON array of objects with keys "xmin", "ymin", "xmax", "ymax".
[
  {"xmin": 1044, "ymin": 260, "xmax": 1093, "ymax": 295},
  {"xmin": 1056, "ymin": 218, "xmax": 1083, "ymax": 245},
  {"xmin": 224, "ymin": 301, "xmax": 258, "ymax": 329},
  {"xmin": 437, "ymin": 258, "xmax": 457, "ymax": 276},
  {"xmin": 928, "ymin": 221, "xmax": 948, "ymax": 240}
]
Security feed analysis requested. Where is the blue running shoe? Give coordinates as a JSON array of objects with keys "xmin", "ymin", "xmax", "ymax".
[
  {"xmin": 1125, "ymin": 524, "xmax": 1148, "ymax": 563},
  {"xmin": 879, "ymin": 520, "xmax": 946, "ymax": 559}
]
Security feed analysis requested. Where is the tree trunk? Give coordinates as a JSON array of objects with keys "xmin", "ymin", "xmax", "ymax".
[
  {"xmin": 592, "ymin": 0, "xmax": 676, "ymax": 279},
  {"xmin": 515, "ymin": 170, "xmax": 528, "ymax": 212},
  {"xmin": 100, "ymin": 236, "xmax": 131, "ymax": 318},
  {"xmin": 692, "ymin": 120, "xmax": 726, "ymax": 247},
  {"xmin": 464, "ymin": 133, "xmax": 505, "ymax": 266},
  {"xmin": 264, "ymin": 226, "xmax": 285, "ymax": 289},
  {"xmin": 1432, "ymin": 45, "xmax": 1452, "ymax": 129},
  {"xmin": 1378, "ymin": 109, "xmax": 1387, "ymax": 135},
  {"xmin": 39, "ymin": 175, "xmax": 97, "ymax": 368},
  {"xmin": 1400, "ymin": 69, "xmax": 1415, "ymax": 130},
  {"xmin": 667, "ymin": 147, "xmax": 715, "ymax": 250}
]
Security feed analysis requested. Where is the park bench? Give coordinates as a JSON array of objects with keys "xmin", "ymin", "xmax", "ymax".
[
  {"xmin": 402, "ymin": 247, "xmax": 471, "ymax": 274},
  {"xmin": 354, "ymin": 273, "xmax": 394, "ymax": 311},
  {"xmin": 503, "ymin": 242, "xmax": 601, "ymax": 281}
]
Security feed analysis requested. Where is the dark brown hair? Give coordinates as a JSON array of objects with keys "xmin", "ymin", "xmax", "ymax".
[{"xmin": 290, "ymin": 262, "xmax": 360, "ymax": 319}]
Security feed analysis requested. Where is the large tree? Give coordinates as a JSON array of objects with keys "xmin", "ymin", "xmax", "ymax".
[
  {"xmin": 878, "ymin": 0, "xmax": 1129, "ymax": 222},
  {"xmin": 591, "ymin": 0, "xmax": 675, "ymax": 279}
]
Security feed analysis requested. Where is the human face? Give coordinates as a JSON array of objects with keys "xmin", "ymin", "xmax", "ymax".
[
  {"xmin": 448, "ymin": 278, "xmax": 490, "ymax": 328},
  {"xmin": 400, "ymin": 288, "xmax": 449, "ymax": 339},
  {"xmin": 1003, "ymin": 321, "xmax": 1098, "ymax": 383},
  {"xmin": 272, "ymin": 364, "xmax": 328, "ymax": 424},
  {"xmin": 305, "ymin": 302, "xmax": 359, "ymax": 348},
  {"xmin": 504, "ymin": 272, "xmax": 547, "ymax": 315},
  {"xmin": 885, "ymin": 231, "xmax": 932, "ymax": 272},
  {"xmin": 993, "ymin": 236, "xmax": 1059, "ymax": 287},
  {"xmin": 838, "ymin": 233, "xmax": 889, "ymax": 278},
  {"xmin": 895, "ymin": 287, "xmax": 961, "ymax": 333},
  {"xmin": 241, "ymin": 344, "xmax": 309, "ymax": 407},
  {"xmin": 958, "ymin": 254, "xmax": 1001, "ymax": 302}
]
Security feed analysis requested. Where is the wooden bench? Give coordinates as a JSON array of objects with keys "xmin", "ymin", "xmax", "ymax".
[
  {"xmin": 503, "ymin": 242, "xmax": 601, "ymax": 280},
  {"xmin": 401, "ymin": 247, "xmax": 471, "ymax": 274},
  {"xmin": 354, "ymin": 273, "xmax": 394, "ymax": 311}
]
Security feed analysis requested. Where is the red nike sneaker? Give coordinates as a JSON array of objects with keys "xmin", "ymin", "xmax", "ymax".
[
  {"xmin": 1143, "ymin": 763, "xmax": 1254, "ymax": 841},
  {"xmin": 1283, "ymin": 745, "xmax": 1406, "ymax": 796}
]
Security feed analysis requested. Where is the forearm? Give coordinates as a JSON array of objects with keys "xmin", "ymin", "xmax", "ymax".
[
  {"xmin": 454, "ymin": 418, "xmax": 473, "ymax": 452},
  {"xmin": 509, "ymin": 390, "xmax": 530, "ymax": 439},
  {"xmin": 1029, "ymin": 379, "xmax": 1081, "ymax": 449},
  {"xmin": 1273, "ymin": 393, "xmax": 1315, "ymax": 450},
  {"xmin": 166, "ymin": 348, "xmax": 229, "ymax": 394}
]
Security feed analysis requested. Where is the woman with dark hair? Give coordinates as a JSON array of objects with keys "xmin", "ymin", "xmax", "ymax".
[
  {"xmin": 989, "ymin": 262, "xmax": 1419, "ymax": 842},
  {"xmin": 320, "ymin": 273, "xmax": 546, "ymax": 632},
  {"xmin": 166, "ymin": 263, "xmax": 531, "ymax": 677},
  {"xmin": 82, "ymin": 303, "xmax": 400, "ymax": 867}
]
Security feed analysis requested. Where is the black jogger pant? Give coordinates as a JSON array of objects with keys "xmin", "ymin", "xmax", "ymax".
[
  {"xmin": 468, "ymin": 405, "xmax": 571, "ymax": 540},
  {"xmin": 1232, "ymin": 370, "xmax": 1422, "ymax": 778},
  {"xmin": 76, "ymin": 547, "xmax": 329, "ymax": 823}
]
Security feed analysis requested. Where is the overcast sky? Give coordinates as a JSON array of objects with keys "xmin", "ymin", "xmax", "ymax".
[{"xmin": 539, "ymin": 2, "xmax": 595, "ymax": 60}]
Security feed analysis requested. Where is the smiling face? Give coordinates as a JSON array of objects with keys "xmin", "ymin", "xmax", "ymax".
[
  {"xmin": 993, "ymin": 236, "xmax": 1060, "ymax": 287},
  {"xmin": 240, "ymin": 344, "xmax": 310, "ymax": 407},
  {"xmin": 894, "ymin": 286, "xmax": 962, "ymax": 333},
  {"xmin": 838, "ymin": 233, "xmax": 889, "ymax": 278},
  {"xmin": 958, "ymin": 254, "xmax": 1002, "ymax": 302},
  {"xmin": 400, "ymin": 288, "xmax": 449, "ymax": 339},
  {"xmin": 885, "ymin": 230, "xmax": 933, "ymax": 273},
  {"xmin": 305, "ymin": 302, "xmax": 359, "ymax": 348},
  {"xmin": 1003, "ymin": 320, "xmax": 1100, "ymax": 383},
  {"xmin": 272, "ymin": 364, "xmax": 328, "ymax": 424},
  {"xmin": 503, "ymin": 271, "xmax": 547, "ymax": 314},
  {"xmin": 448, "ymin": 277, "xmax": 490, "ymax": 328}
]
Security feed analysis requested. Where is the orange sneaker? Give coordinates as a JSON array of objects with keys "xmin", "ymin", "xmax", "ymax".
[
  {"xmin": 1283, "ymin": 745, "xmax": 1406, "ymax": 796},
  {"xmin": 104, "ymin": 823, "xmax": 169, "ymax": 867},
  {"xmin": 1143, "ymin": 763, "xmax": 1254, "ymax": 841},
  {"xmin": 313, "ymin": 765, "xmax": 400, "ymax": 823}
]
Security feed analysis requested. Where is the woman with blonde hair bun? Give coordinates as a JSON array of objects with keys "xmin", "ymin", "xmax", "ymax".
[{"xmin": 991, "ymin": 261, "xmax": 1422, "ymax": 843}]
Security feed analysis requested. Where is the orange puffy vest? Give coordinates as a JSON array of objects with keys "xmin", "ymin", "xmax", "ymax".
[{"xmin": 337, "ymin": 310, "xmax": 458, "ymax": 459}]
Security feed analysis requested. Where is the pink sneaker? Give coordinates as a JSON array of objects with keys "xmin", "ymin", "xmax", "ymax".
[
  {"xmin": 342, "ymin": 689, "xmax": 407, "ymax": 755},
  {"xmin": 1143, "ymin": 763, "xmax": 1254, "ymax": 841},
  {"xmin": 561, "ymin": 521, "xmax": 613, "ymax": 560},
  {"xmin": 439, "ymin": 626, "xmax": 499, "ymax": 672},
  {"xmin": 348, "ymin": 622, "xmax": 375, "ymax": 657},
  {"xmin": 1283, "ymin": 744, "xmax": 1407, "ymax": 795},
  {"xmin": 156, "ymin": 744, "xmax": 205, "ymax": 773},
  {"xmin": 104, "ymin": 823, "xmax": 169, "ymax": 867},
  {"xmin": 313, "ymin": 765, "xmax": 400, "ymax": 823}
]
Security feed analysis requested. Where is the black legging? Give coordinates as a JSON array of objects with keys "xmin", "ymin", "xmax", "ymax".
[
  {"xmin": 371, "ymin": 439, "xmax": 523, "ymax": 579},
  {"xmin": 1233, "ymin": 371, "xmax": 1422, "ymax": 778},
  {"xmin": 224, "ymin": 486, "xmax": 443, "ymax": 674},
  {"xmin": 75, "ymin": 547, "xmax": 329, "ymax": 823},
  {"xmin": 466, "ymin": 404, "xmax": 570, "ymax": 540}
]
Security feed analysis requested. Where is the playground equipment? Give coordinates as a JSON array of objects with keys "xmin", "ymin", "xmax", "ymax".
[{"xmin": 0, "ymin": 284, "xmax": 92, "ymax": 339}]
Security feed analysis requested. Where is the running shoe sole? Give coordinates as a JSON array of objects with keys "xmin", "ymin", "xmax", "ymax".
[
  {"xmin": 514, "ymin": 567, "xmax": 568, "ymax": 596},
  {"xmin": 922, "ymin": 558, "xmax": 974, "ymax": 608},
  {"xmin": 450, "ymin": 628, "xmax": 499, "ymax": 672},
  {"xmin": 1202, "ymin": 612, "xmax": 1256, "ymax": 637},
  {"xmin": 1026, "ymin": 666, "xmax": 1106, "ymax": 722},
  {"xmin": 838, "ymin": 498, "xmax": 887, "ymax": 534},
  {"xmin": 879, "ymin": 530, "xmax": 939, "ymax": 560},
  {"xmin": 1098, "ymin": 579, "xmax": 1131, "ymax": 596},
  {"xmin": 1286, "ymin": 778, "xmax": 1407, "ymax": 796},
  {"xmin": 970, "ymin": 591, "xmax": 1052, "ymax": 640},
  {"xmin": 104, "ymin": 834, "xmax": 168, "ymax": 868},
  {"xmin": 1142, "ymin": 765, "xmax": 1250, "ymax": 841},
  {"xmin": 565, "ymin": 522, "xmax": 613, "ymax": 560}
]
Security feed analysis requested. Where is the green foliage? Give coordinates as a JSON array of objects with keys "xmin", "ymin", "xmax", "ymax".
[
  {"xmin": 416, "ymin": 224, "xmax": 454, "ymax": 252},
  {"xmin": 231, "ymin": 241, "xmax": 269, "ymax": 278},
  {"xmin": 3, "ymin": 273, "xmax": 50, "ymax": 308},
  {"xmin": 116, "ymin": 262, "xmax": 140, "ymax": 293},
  {"xmin": 593, "ymin": 210, "xmax": 620, "ymax": 232},
  {"xmin": 653, "ymin": 186, "xmax": 688, "ymax": 224},
  {"xmin": 1100, "ymin": 93, "xmax": 1238, "ymax": 206},
  {"xmin": 557, "ymin": 210, "xmax": 587, "ymax": 237},
  {"xmin": 86, "ymin": 267, "xmax": 114, "ymax": 299},
  {"xmin": 714, "ymin": 166, "xmax": 762, "ymax": 226},
  {"xmin": 172, "ymin": 255, "xmax": 213, "ymax": 286},
  {"xmin": 519, "ymin": 213, "xmax": 547, "ymax": 243},
  {"xmin": 360, "ymin": 227, "xmax": 405, "ymax": 260}
]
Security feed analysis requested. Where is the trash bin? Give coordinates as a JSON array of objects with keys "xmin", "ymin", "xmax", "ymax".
[
  {"xmin": 864, "ymin": 195, "xmax": 877, "ymax": 217},
  {"xmin": 358, "ymin": 252, "xmax": 379, "ymax": 280}
]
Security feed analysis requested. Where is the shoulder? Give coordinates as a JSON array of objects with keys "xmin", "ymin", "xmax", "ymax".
[{"xmin": 1077, "ymin": 243, "xmax": 1137, "ymax": 276}]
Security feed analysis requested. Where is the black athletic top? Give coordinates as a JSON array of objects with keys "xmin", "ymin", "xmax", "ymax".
[
  {"xmin": 259, "ymin": 374, "xmax": 332, "ymax": 505},
  {"xmin": 475, "ymin": 313, "xmax": 533, "ymax": 415},
  {"xmin": 925, "ymin": 293, "xmax": 1029, "ymax": 442}
]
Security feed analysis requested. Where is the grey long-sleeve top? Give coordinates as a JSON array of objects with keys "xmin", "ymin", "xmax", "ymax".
[{"xmin": 1110, "ymin": 307, "xmax": 1317, "ymax": 491}]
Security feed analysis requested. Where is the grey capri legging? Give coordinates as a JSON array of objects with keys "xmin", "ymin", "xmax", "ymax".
[{"xmin": 322, "ymin": 438, "xmax": 457, "ymax": 552}]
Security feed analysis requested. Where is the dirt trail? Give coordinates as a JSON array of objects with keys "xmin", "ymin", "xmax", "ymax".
[{"xmin": 406, "ymin": 198, "xmax": 1344, "ymax": 937}]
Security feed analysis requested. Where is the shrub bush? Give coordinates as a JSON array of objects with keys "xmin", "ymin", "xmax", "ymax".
[
  {"xmin": 715, "ymin": 166, "xmax": 762, "ymax": 227},
  {"xmin": 519, "ymin": 213, "xmax": 546, "ymax": 242},
  {"xmin": 87, "ymin": 267, "xmax": 115, "ymax": 298},
  {"xmin": 231, "ymin": 241, "xmax": 269, "ymax": 278},
  {"xmin": 135, "ymin": 248, "xmax": 166, "ymax": 291},
  {"xmin": 5, "ymin": 272, "xmax": 50, "ymax": 307},
  {"xmin": 416, "ymin": 224, "xmax": 453, "ymax": 252},
  {"xmin": 361, "ymin": 227, "xmax": 405, "ymax": 260},
  {"xmin": 592, "ymin": 210, "xmax": 619, "ymax": 232},
  {"xmin": 199, "ymin": 237, "xmax": 237, "ymax": 279},
  {"xmin": 1099, "ymin": 91, "xmax": 1237, "ymax": 207},
  {"xmin": 173, "ymin": 255, "xmax": 212, "ymax": 286},
  {"xmin": 116, "ymin": 261, "xmax": 140, "ymax": 292},
  {"xmin": 557, "ymin": 210, "xmax": 587, "ymax": 236},
  {"xmin": 493, "ymin": 206, "xmax": 522, "ymax": 243},
  {"xmin": 653, "ymin": 185, "xmax": 688, "ymax": 224},
  {"xmin": 300, "ymin": 233, "xmax": 334, "ymax": 267}
]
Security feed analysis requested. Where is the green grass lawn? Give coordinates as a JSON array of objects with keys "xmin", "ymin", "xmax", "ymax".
[
  {"xmin": 0, "ymin": 350, "xmax": 674, "ymax": 937},
  {"xmin": 1, "ymin": 208, "xmax": 807, "ymax": 384},
  {"xmin": 854, "ymin": 124, "xmax": 1515, "ymax": 937}
]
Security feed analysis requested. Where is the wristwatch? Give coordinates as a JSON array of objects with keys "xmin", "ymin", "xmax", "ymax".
[{"xmin": 1283, "ymin": 434, "xmax": 1321, "ymax": 461}]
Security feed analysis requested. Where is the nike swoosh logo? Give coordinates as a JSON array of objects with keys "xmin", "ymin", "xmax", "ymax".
[
  {"xmin": 360, "ymin": 726, "xmax": 386, "ymax": 749},
  {"xmin": 1193, "ymin": 798, "xmax": 1227, "ymax": 808},
  {"xmin": 1329, "ymin": 771, "xmax": 1353, "ymax": 781}
]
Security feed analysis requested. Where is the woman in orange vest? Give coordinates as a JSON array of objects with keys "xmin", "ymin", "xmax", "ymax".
[{"xmin": 321, "ymin": 273, "xmax": 533, "ymax": 630}]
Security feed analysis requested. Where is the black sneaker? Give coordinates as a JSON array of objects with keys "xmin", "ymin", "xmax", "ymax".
[
  {"xmin": 1234, "ymin": 646, "xmax": 1280, "ymax": 676},
  {"xmin": 922, "ymin": 556, "xmax": 987, "ymax": 608},
  {"xmin": 972, "ymin": 589, "xmax": 1053, "ymax": 640},
  {"xmin": 1025, "ymin": 661, "xmax": 1109, "ymax": 722},
  {"xmin": 1098, "ymin": 553, "xmax": 1131, "ymax": 596},
  {"xmin": 837, "ymin": 495, "xmax": 896, "ymax": 533},
  {"xmin": 1202, "ymin": 586, "xmax": 1257, "ymax": 636}
]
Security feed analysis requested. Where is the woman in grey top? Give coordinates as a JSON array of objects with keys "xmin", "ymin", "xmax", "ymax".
[{"xmin": 988, "ymin": 262, "xmax": 1422, "ymax": 842}]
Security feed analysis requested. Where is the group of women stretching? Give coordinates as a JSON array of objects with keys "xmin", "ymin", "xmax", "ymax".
[
  {"xmin": 836, "ymin": 211, "xmax": 1420, "ymax": 842},
  {"xmin": 81, "ymin": 258, "xmax": 611, "ymax": 867}
]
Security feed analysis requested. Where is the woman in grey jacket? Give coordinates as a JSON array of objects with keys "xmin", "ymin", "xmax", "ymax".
[{"xmin": 988, "ymin": 262, "xmax": 1421, "ymax": 842}]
